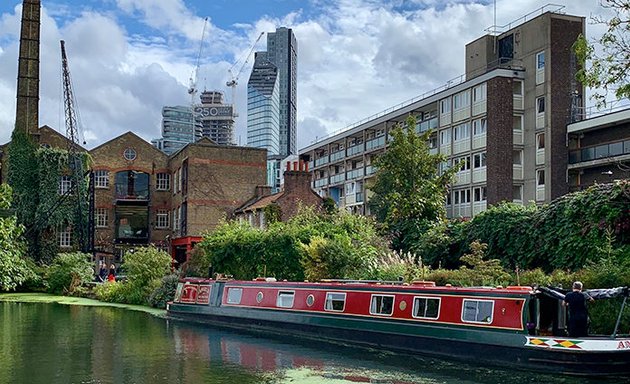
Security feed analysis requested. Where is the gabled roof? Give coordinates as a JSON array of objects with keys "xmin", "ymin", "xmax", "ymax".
[
  {"xmin": 236, "ymin": 191, "xmax": 283, "ymax": 213},
  {"xmin": 90, "ymin": 131, "xmax": 168, "ymax": 158}
]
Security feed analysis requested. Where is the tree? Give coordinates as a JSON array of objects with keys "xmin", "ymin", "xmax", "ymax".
[
  {"xmin": 574, "ymin": 0, "xmax": 630, "ymax": 107},
  {"xmin": 368, "ymin": 115, "xmax": 457, "ymax": 252},
  {"xmin": 0, "ymin": 184, "xmax": 34, "ymax": 291}
]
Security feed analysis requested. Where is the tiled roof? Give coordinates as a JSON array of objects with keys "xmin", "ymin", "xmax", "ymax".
[{"xmin": 238, "ymin": 192, "xmax": 283, "ymax": 212}]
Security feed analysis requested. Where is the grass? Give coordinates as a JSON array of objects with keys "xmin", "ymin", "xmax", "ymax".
[{"xmin": 0, "ymin": 292, "xmax": 167, "ymax": 317}]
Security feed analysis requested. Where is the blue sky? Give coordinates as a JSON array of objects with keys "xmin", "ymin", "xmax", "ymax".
[{"xmin": 0, "ymin": 0, "xmax": 612, "ymax": 149}]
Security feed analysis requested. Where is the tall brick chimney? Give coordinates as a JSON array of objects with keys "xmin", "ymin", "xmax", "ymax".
[
  {"xmin": 283, "ymin": 160, "xmax": 312, "ymax": 194},
  {"xmin": 14, "ymin": 0, "xmax": 41, "ymax": 138}
]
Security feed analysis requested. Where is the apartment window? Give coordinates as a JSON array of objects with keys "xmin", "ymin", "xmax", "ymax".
[
  {"xmin": 472, "ymin": 118, "xmax": 487, "ymax": 136},
  {"xmin": 453, "ymin": 123, "xmax": 470, "ymax": 141},
  {"xmin": 58, "ymin": 226, "xmax": 71, "ymax": 248},
  {"xmin": 473, "ymin": 83, "xmax": 487, "ymax": 102},
  {"xmin": 473, "ymin": 186, "xmax": 487, "ymax": 202},
  {"xmin": 226, "ymin": 288, "xmax": 243, "ymax": 304},
  {"xmin": 453, "ymin": 90, "xmax": 471, "ymax": 110},
  {"xmin": 536, "ymin": 97, "xmax": 545, "ymax": 114},
  {"xmin": 413, "ymin": 297, "xmax": 440, "ymax": 319},
  {"xmin": 513, "ymin": 150, "xmax": 523, "ymax": 165},
  {"xmin": 96, "ymin": 208, "xmax": 108, "ymax": 228},
  {"xmin": 513, "ymin": 115, "xmax": 523, "ymax": 131},
  {"xmin": 473, "ymin": 152, "xmax": 486, "ymax": 168},
  {"xmin": 512, "ymin": 80, "xmax": 523, "ymax": 96},
  {"xmin": 498, "ymin": 34, "xmax": 514, "ymax": 63},
  {"xmin": 59, "ymin": 176, "xmax": 72, "ymax": 195},
  {"xmin": 156, "ymin": 209, "xmax": 169, "ymax": 229},
  {"xmin": 536, "ymin": 51, "xmax": 545, "ymax": 69},
  {"xmin": 276, "ymin": 291, "xmax": 295, "ymax": 308},
  {"xmin": 537, "ymin": 169, "xmax": 545, "ymax": 186},
  {"xmin": 456, "ymin": 156, "xmax": 471, "ymax": 171},
  {"xmin": 428, "ymin": 135, "xmax": 438, "ymax": 149},
  {"xmin": 370, "ymin": 295, "xmax": 395, "ymax": 316},
  {"xmin": 440, "ymin": 129, "xmax": 451, "ymax": 145},
  {"xmin": 454, "ymin": 189, "xmax": 471, "ymax": 204},
  {"xmin": 173, "ymin": 207, "xmax": 180, "ymax": 231},
  {"xmin": 536, "ymin": 133, "xmax": 545, "ymax": 150},
  {"xmin": 513, "ymin": 185, "xmax": 523, "ymax": 201},
  {"xmin": 156, "ymin": 173, "xmax": 170, "ymax": 191},
  {"xmin": 325, "ymin": 292, "xmax": 346, "ymax": 312},
  {"xmin": 462, "ymin": 299, "xmax": 494, "ymax": 323},
  {"xmin": 440, "ymin": 98, "xmax": 451, "ymax": 114},
  {"xmin": 94, "ymin": 170, "xmax": 109, "ymax": 188}
]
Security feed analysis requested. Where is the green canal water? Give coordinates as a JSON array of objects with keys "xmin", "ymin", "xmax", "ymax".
[{"xmin": 0, "ymin": 299, "xmax": 614, "ymax": 384}]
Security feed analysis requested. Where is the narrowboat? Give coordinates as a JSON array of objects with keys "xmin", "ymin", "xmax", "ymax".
[{"xmin": 167, "ymin": 277, "xmax": 630, "ymax": 377}]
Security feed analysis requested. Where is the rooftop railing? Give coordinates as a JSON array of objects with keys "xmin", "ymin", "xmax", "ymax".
[{"xmin": 484, "ymin": 4, "xmax": 566, "ymax": 35}]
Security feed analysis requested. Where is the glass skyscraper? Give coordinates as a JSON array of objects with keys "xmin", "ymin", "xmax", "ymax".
[
  {"xmin": 247, "ymin": 52, "xmax": 280, "ymax": 155},
  {"xmin": 151, "ymin": 106, "xmax": 202, "ymax": 155}
]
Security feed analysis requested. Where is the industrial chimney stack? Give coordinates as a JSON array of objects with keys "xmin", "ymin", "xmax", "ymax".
[{"xmin": 14, "ymin": 0, "xmax": 41, "ymax": 139}]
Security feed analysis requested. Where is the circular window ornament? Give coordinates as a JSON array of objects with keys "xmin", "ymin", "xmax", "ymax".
[
  {"xmin": 256, "ymin": 291, "xmax": 263, "ymax": 303},
  {"xmin": 399, "ymin": 301, "xmax": 407, "ymax": 311},
  {"xmin": 123, "ymin": 148, "xmax": 137, "ymax": 161},
  {"xmin": 306, "ymin": 294, "xmax": 315, "ymax": 307}
]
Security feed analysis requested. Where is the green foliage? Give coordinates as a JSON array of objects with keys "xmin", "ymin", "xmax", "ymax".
[
  {"xmin": 369, "ymin": 115, "xmax": 456, "ymax": 252},
  {"xmin": 263, "ymin": 203, "xmax": 282, "ymax": 225},
  {"xmin": 197, "ymin": 207, "xmax": 387, "ymax": 281},
  {"xmin": 573, "ymin": 1, "xmax": 630, "ymax": 107},
  {"xmin": 322, "ymin": 197, "xmax": 337, "ymax": 215},
  {"xmin": 366, "ymin": 250, "xmax": 429, "ymax": 282},
  {"xmin": 0, "ymin": 184, "xmax": 34, "ymax": 292},
  {"xmin": 94, "ymin": 281, "xmax": 131, "ymax": 303},
  {"xmin": 46, "ymin": 252, "xmax": 93, "ymax": 295},
  {"xmin": 148, "ymin": 274, "xmax": 180, "ymax": 309}
]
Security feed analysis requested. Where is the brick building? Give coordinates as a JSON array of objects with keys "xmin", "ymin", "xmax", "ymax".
[
  {"xmin": 1, "ymin": 127, "xmax": 267, "ymax": 265},
  {"xmin": 235, "ymin": 161, "xmax": 323, "ymax": 227}
]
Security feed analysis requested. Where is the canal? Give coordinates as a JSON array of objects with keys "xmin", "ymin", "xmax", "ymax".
[{"xmin": 0, "ymin": 301, "xmax": 612, "ymax": 384}]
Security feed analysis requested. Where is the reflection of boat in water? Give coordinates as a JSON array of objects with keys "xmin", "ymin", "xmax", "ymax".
[{"xmin": 167, "ymin": 278, "xmax": 630, "ymax": 377}]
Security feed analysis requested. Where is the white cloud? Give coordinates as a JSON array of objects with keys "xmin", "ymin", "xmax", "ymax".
[{"xmin": 0, "ymin": 0, "xmax": 615, "ymax": 152}]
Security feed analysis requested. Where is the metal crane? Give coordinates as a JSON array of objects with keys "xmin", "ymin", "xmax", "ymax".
[
  {"xmin": 187, "ymin": 17, "xmax": 208, "ymax": 143},
  {"xmin": 226, "ymin": 31, "xmax": 264, "ymax": 117},
  {"xmin": 60, "ymin": 39, "xmax": 91, "ymax": 253}
]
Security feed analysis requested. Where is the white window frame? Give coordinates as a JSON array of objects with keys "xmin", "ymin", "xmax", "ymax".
[
  {"xmin": 59, "ymin": 175, "xmax": 72, "ymax": 195},
  {"xmin": 461, "ymin": 299, "xmax": 494, "ymax": 324},
  {"xmin": 226, "ymin": 287, "xmax": 243, "ymax": 304},
  {"xmin": 156, "ymin": 173, "xmax": 170, "ymax": 191},
  {"xmin": 473, "ymin": 186, "xmax": 487, "ymax": 202},
  {"xmin": 440, "ymin": 129, "xmax": 451, "ymax": 145},
  {"xmin": 324, "ymin": 292, "xmax": 346, "ymax": 312},
  {"xmin": 536, "ymin": 132, "xmax": 545, "ymax": 150},
  {"xmin": 453, "ymin": 90, "xmax": 471, "ymax": 110},
  {"xmin": 473, "ymin": 152, "xmax": 487, "ymax": 169},
  {"xmin": 96, "ymin": 208, "xmax": 108, "ymax": 228},
  {"xmin": 156, "ymin": 209, "xmax": 169, "ymax": 229},
  {"xmin": 537, "ymin": 169, "xmax": 545, "ymax": 187},
  {"xmin": 440, "ymin": 98, "xmax": 451, "ymax": 114},
  {"xmin": 536, "ymin": 51, "xmax": 545, "ymax": 70},
  {"xmin": 453, "ymin": 123, "xmax": 470, "ymax": 141},
  {"xmin": 276, "ymin": 290, "xmax": 295, "ymax": 308},
  {"xmin": 94, "ymin": 170, "xmax": 109, "ymax": 189},
  {"xmin": 58, "ymin": 226, "xmax": 71, "ymax": 248},
  {"xmin": 456, "ymin": 156, "xmax": 471, "ymax": 171},
  {"xmin": 412, "ymin": 296, "xmax": 441, "ymax": 320},
  {"xmin": 473, "ymin": 83, "xmax": 487, "ymax": 102},
  {"xmin": 536, "ymin": 96, "xmax": 545, "ymax": 114},
  {"xmin": 369, "ymin": 294, "xmax": 395, "ymax": 316},
  {"xmin": 473, "ymin": 118, "xmax": 487, "ymax": 136}
]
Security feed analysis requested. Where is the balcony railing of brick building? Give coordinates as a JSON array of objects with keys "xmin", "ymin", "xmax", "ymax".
[{"xmin": 569, "ymin": 139, "xmax": 630, "ymax": 164}]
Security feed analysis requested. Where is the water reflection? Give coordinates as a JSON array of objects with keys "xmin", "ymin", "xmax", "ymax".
[{"xmin": 0, "ymin": 302, "xmax": 617, "ymax": 384}]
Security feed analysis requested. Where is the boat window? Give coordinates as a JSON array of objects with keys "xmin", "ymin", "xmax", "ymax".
[
  {"xmin": 256, "ymin": 291, "xmax": 263, "ymax": 303},
  {"xmin": 306, "ymin": 294, "xmax": 315, "ymax": 307},
  {"xmin": 325, "ymin": 292, "xmax": 346, "ymax": 312},
  {"xmin": 413, "ymin": 297, "xmax": 440, "ymax": 319},
  {"xmin": 226, "ymin": 287, "xmax": 243, "ymax": 304},
  {"xmin": 462, "ymin": 299, "xmax": 494, "ymax": 324},
  {"xmin": 370, "ymin": 295, "xmax": 395, "ymax": 316},
  {"xmin": 276, "ymin": 291, "xmax": 295, "ymax": 308}
]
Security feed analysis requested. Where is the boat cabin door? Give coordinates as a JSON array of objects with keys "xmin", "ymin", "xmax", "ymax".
[
  {"xmin": 534, "ymin": 294, "xmax": 566, "ymax": 336},
  {"xmin": 209, "ymin": 282, "xmax": 225, "ymax": 307}
]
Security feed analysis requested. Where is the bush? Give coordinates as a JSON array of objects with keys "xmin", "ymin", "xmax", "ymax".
[
  {"xmin": 46, "ymin": 252, "xmax": 93, "ymax": 295},
  {"xmin": 148, "ymin": 274, "xmax": 179, "ymax": 308},
  {"xmin": 0, "ymin": 184, "xmax": 34, "ymax": 291}
]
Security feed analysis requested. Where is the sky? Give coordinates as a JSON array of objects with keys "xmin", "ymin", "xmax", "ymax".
[{"xmin": 0, "ymin": 0, "xmax": 613, "ymax": 151}]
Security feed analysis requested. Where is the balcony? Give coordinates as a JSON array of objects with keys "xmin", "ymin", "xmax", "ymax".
[
  {"xmin": 347, "ymin": 143, "xmax": 364, "ymax": 156},
  {"xmin": 346, "ymin": 168, "xmax": 364, "ymax": 180},
  {"xmin": 330, "ymin": 150, "xmax": 345, "ymax": 162},
  {"xmin": 366, "ymin": 136, "xmax": 385, "ymax": 151},
  {"xmin": 314, "ymin": 178, "xmax": 328, "ymax": 188},
  {"xmin": 330, "ymin": 173, "xmax": 345, "ymax": 184},
  {"xmin": 314, "ymin": 155, "xmax": 329, "ymax": 167},
  {"xmin": 365, "ymin": 165, "xmax": 377, "ymax": 175},
  {"xmin": 569, "ymin": 139, "xmax": 630, "ymax": 165},
  {"xmin": 114, "ymin": 171, "xmax": 149, "ymax": 200}
]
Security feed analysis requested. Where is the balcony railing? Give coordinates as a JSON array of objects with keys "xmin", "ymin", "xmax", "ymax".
[
  {"xmin": 330, "ymin": 174, "xmax": 345, "ymax": 184},
  {"xmin": 366, "ymin": 136, "xmax": 385, "ymax": 151},
  {"xmin": 569, "ymin": 139, "xmax": 630, "ymax": 164},
  {"xmin": 314, "ymin": 155, "xmax": 329, "ymax": 167},
  {"xmin": 347, "ymin": 143, "xmax": 364, "ymax": 156},
  {"xmin": 330, "ymin": 150, "xmax": 345, "ymax": 162},
  {"xmin": 346, "ymin": 168, "xmax": 365, "ymax": 180}
]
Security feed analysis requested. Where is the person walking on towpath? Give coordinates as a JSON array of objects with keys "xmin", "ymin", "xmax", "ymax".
[{"xmin": 563, "ymin": 281, "xmax": 594, "ymax": 337}]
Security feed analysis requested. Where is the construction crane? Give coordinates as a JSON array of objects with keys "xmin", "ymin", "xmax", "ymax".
[
  {"xmin": 60, "ymin": 39, "xmax": 91, "ymax": 253},
  {"xmin": 187, "ymin": 17, "xmax": 208, "ymax": 142},
  {"xmin": 226, "ymin": 31, "xmax": 264, "ymax": 117}
]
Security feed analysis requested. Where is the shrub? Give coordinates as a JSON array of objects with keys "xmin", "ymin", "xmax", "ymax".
[
  {"xmin": 148, "ymin": 274, "xmax": 179, "ymax": 308},
  {"xmin": 367, "ymin": 250, "xmax": 429, "ymax": 282},
  {"xmin": 46, "ymin": 252, "xmax": 93, "ymax": 295}
]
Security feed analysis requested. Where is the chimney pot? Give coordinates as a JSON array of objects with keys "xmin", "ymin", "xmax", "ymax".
[
  {"xmin": 293, "ymin": 161, "xmax": 298, "ymax": 171},
  {"xmin": 286, "ymin": 161, "xmax": 291, "ymax": 171}
]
